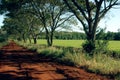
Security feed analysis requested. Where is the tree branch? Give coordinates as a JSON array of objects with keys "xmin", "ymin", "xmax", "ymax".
[
  {"xmin": 71, "ymin": 0, "xmax": 88, "ymax": 21},
  {"xmin": 63, "ymin": 0, "xmax": 88, "ymax": 34}
]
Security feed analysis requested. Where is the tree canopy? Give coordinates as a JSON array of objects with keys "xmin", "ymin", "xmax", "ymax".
[
  {"xmin": 0, "ymin": 0, "xmax": 120, "ymax": 52},
  {"xmin": 63, "ymin": 0, "xmax": 120, "ymax": 53}
]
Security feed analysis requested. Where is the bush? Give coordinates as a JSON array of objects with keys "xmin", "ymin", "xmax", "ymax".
[
  {"xmin": 37, "ymin": 47, "xmax": 64, "ymax": 59},
  {"xmin": 0, "ymin": 37, "xmax": 6, "ymax": 42},
  {"xmin": 94, "ymin": 40, "xmax": 108, "ymax": 54},
  {"xmin": 82, "ymin": 40, "xmax": 95, "ymax": 54},
  {"xmin": 82, "ymin": 40, "xmax": 108, "ymax": 55}
]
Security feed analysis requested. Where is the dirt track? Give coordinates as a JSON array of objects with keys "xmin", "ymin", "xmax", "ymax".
[{"xmin": 0, "ymin": 41, "xmax": 110, "ymax": 80}]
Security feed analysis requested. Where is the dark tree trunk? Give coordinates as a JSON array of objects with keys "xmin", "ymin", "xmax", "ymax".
[
  {"xmin": 33, "ymin": 37, "xmax": 37, "ymax": 44},
  {"xmin": 83, "ymin": 25, "xmax": 96, "ymax": 53},
  {"xmin": 22, "ymin": 33, "xmax": 26, "ymax": 43},
  {"xmin": 46, "ymin": 32, "xmax": 53, "ymax": 47},
  {"xmin": 28, "ymin": 37, "xmax": 32, "ymax": 43}
]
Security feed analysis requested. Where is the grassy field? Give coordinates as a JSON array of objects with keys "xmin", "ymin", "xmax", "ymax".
[
  {"xmin": 108, "ymin": 41, "xmax": 120, "ymax": 51},
  {"xmin": 37, "ymin": 39, "xmax": 120, "ymax": 51},
  {"xmin": 37, "ymin": 40, "xmax": 84, "ymax": 48},
  {"xmin": 0, "ymin": 42, "xmax": 8, "ymax": 48}
]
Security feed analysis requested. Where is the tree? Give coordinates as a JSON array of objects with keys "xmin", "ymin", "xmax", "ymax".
[
  {"xmin": 27, "ymin": 0, "xmax": 75, "ymax": 46},
  {"xmin": 105, "ymin": 31, "xmax": 115, "ymax": 40},
  {"xmin": 0, "ymin": 0, "xmax": 43, "ymax": 43},
  {"xmin": 0, "ymin": 28, "xmax": 7, "ymax": 42},
  {"xmin": 2, "ymin": 17, "xmax": 23, "ymax": 40},
  {"xmin": 0, "ymin": 0, "xmax": 77, "ymax": 46},
  {"xmin": 114, "ymin": 29, "xmax": 120, "ymax": 40},
  {"xmin": 63, "ymin": 0, "xmax": 120, "ymax": 53}
]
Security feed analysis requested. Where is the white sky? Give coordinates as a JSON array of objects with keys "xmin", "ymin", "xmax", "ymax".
[
  {"xmin": 0, "ymin": 15, "xmax": 4, "ymax": 26},
  {"xmin": 0, "ymin": 2, "xmax": 120, "ymax": 32},
  {"xmin": 98, "ymin": 6, "xmax": 120, "ymax": 32}
]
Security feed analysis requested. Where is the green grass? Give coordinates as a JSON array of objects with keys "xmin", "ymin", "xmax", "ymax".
[
  {"xmin": 37, "ymin": 39, "xmax": 84, "ymax": 48},
  {"xmin": 108, "ymin": 41, "xmax": 120, "ymax": 51},
  {"xmin": 37, "ymin": 39, "xmax": 120, "ymax": 51},
  {"xmin": 63, "ymin": 52, "xmax": 120, "ymax": 75},
  {"xmin": 0, "ymin": 41, "xmax": 8, "ymax": 48},
  {"xmin": 17, "ymin": 41, "xmax": 120, "ymax": 79}
]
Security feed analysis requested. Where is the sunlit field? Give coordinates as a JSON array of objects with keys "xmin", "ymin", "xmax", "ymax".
[
  {"xmin": 37, "ymin": 39, "xmax": 120, "ymax": 51},
  {"xmin": 37, "ymin": 40, "xmax": 84, "ymax": 48},
  {"xmin": 108, "ymin": 41, "xmax": 120, "ymax": 51}
]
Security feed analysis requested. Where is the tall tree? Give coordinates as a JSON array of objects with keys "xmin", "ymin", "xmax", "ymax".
[
  {"xmin": 0, "ymin": 0, "xmax": 43, "ymax": 43},
  {"xmin": 1, "ymin": 0, "xmax": 76, "ymax": 46},
  {"xmin": 63, "ymin": 0, "xmax": 120, "ymax": 53},
  {"xmin": 27, "ymin": 0, "xmax": 75, "ymax": 46}
]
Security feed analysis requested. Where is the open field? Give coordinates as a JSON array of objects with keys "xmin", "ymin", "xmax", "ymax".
[
  {"xmin": 108, "ymin": 41, "xmax": 120, "ymax": 51},
  {"xmin": 37, "ymin": 39, "xmax": 120, "ymax": 51},
  {"xmin": 37, "ymin": 40, "xmax": 84, "ymax": 48}
]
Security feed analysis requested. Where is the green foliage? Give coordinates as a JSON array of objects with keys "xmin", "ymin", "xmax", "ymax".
[
  {"xmin": 39, "ymin": 31, "xmax": 86, "ymax": 40},
  {"xmin": 0, "ymin": 29, "xmax": 8, "ymax": 42},
  {"xmin": 63, "ymin": 52, "xmax": 120, "ymax": 78},
  {"xmin": 94, "ymin": 40, "xmax": 108, "ymax": 53},
  {"xmin": 82, "ymin": 40, "xmax": 109, "ymax": 55},
  {"xmin": 82, "ymin": 40, "xmax": 95, "ymax": 54},
  {"xmin": 0, "ymin": 41, "xmax": 8, "ymax": 48},
  {"xmin": 37, "ymin": 47, "xmax": 64, "ymax": 59},
  {"xmin": 105, "ymin": 31, "xmax": 115, "ymax": 40},
  {"xmin": 0, "ymin": 36, "xmax": 6, "ymax": 42},
  {"xmin": 39, "ymin": 31, "xmax": 120, "ymax": 40},
  {"xmin": 63, "ymin": 0, "xmax": 119, "ymax": 53}
]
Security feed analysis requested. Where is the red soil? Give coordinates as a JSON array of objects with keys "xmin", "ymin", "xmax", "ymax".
[{"xmin": 0, "ymin": 41, "xmax": 111, "ymax": 80}]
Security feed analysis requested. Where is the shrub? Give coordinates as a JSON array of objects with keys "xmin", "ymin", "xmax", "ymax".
[
  {"xmin": 37, "ymin": 47, "xmax": 64, "ymax": 59},
  {"xmin": 82, "ymin": 40, "xmax": 95, "ymax": 54},
  {"xmin": 94, "ymin": 40, "xmax": 108, "ymax": 54},
  {"xmin": 62, "ymin": 51, "xmax": 120, "ymax": 79},
  {"xmin": 0, "ymin": 37, "xmax": 6, "ymax": 42},
  {"xmin": 82, "ymin": 40, "xmax": 109, "ymax": 55}
]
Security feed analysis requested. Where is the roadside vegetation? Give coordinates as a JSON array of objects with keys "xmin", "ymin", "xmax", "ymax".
[
  {"xmin": 0, "ymin": 42, "xmax": 8, "ymax": 48},
  {"xmin": 17, "ymin": 41, "xmax": 120, "ymax": 80},
  {"xmin": 0, "ymin": 37, "xmax": 8, "ymax": 48}
]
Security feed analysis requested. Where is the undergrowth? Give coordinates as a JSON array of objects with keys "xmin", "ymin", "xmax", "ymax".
[{"xmin": 0, "ymin": 41, "xmax": 8, "ymax": 48}]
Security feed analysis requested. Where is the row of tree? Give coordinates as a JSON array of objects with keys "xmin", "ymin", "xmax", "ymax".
[
  {"xmin": 38, "ymin": 31, "xmax": 120, "ymax": 40},
  {"xmin": 0, "ymin": 0, "xmax": 77, "ymax": 45},
  {"xmin": 0, "ymin": 0, "xmax": 119, "ymax": 53},
  {"xmin": 39, "ymin": 31, "xmax": 86, "ymax": 40},
  {"xmin": 1, "ymin": 28, "xmax": 120, "ymax": 42}
]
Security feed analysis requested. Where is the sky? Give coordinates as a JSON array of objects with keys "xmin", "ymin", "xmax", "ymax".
[
  {"xmin": 98, "ymin": 6, "xmax": 120, "ymax": 32},
  {"xmin": 0, "ymin": 2, "xmax": 120, "ymax": 32},
  {"xmin": 0, "ymin": 15, "xmax": 4, "ymax": 26}
]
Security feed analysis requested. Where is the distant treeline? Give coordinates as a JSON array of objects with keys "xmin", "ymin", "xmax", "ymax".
[
  {"xmin": 39, "ymin": 31, "xmax": 86, "ymax": 40},
  {"xmin": 38, "ymin": 31, "xmax": 120, "ymax": 40},
  {"xmin": 96, "ymin": 31, "xmax": 120, "ymax": 40}
]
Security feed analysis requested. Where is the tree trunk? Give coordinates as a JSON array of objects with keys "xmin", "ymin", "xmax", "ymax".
[
  {"xmin": 22, "ymin": 33, "xmax": 26, "ymax": 43},
  {"xmin": 28, "ymin": 37, "xmax": 31, "ymax": 43},
  {"xmin": 46, "ymin": 32, "xmax": 53, "ymax": 47},
  {"xmin": 33, "ymin": 37, "xmax": 37, "ymax": 44},
  {"xmin": 84, "ymin": 25, "xmax": 96, "ymax": 53}
]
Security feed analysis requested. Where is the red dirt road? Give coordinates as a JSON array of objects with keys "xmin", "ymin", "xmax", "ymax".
[{"xmin": 0, "ymin": 42, "xmax": 110, "ymax": 80}]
